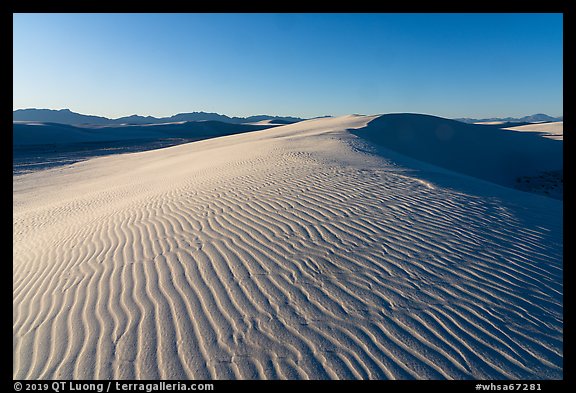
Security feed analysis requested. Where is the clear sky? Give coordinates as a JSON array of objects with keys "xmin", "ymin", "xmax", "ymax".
[{"xmin": 13, "ymin": 13, "xmax": 563, "ymax": 119}]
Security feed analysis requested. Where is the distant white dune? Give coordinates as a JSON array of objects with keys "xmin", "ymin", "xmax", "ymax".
[
  {"xmin": 244, "ymin": 119, "xmax": 284, "ymax": 126},
  {"xmin": 13, "ymin": 114, "xmax": 562, "ymax": 379},
  {"xmin": 12, "ymin": 121, "xmax": 272, "ymax": 146},
  {"xmin": 12, "ymin": 122, "xmax": 162, "ymax": 145},
  {"xmin": 473, "ymin": 121, "xmax": 508, "ymax": 125},
  {"xmin": 503, "ymin": 121, "xmax": 563, "ymax": 140}
]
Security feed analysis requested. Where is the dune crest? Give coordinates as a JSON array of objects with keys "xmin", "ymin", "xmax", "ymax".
[{"xmin": 13, "ymin": 115, "xmax": 562, "ymax": 379}]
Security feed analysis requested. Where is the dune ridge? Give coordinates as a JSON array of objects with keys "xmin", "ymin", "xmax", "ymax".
[{"xmin": 13, "ymin": 115, "xmax": 562, "ymax": 379}]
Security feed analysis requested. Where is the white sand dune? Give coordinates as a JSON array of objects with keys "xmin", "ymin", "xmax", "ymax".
[
  {"xmin": 13, "ymin": 114, "xmax": 562, "ymax": 380},
  {"xmin": 12, "ymin": 121, "xmax": 272, "ymax": 146},
  {"xmin": 353, "ymin": 114, "xmax": 562, "ymax": 190},
  {"xmin": 473, "ymin": 121, "xmax": 509, "ymax": 125},
  {"xmin": 244, "ymin": 120, "xmax": 285, "ymax": 126},
  {"xmin": 503, "ymin": 121, "xmax": 563, "ymax": 140}
]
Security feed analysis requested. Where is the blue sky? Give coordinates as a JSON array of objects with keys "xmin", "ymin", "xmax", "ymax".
[{"xmin": 13, "ymin": 13, "xmax": 563, "ymax": 119}]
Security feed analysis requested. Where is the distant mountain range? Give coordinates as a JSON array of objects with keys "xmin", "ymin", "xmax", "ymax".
[
  {"xmin": 15, "ymin": 109, "xmax": 563, "ymax": 127},
  {"xmin": 453, "ymin": 113, "xmax": 562, "ymax": 124},
  {"xmin": 13, "ymin": 108, "xmax": 305, "ymax": 125}
]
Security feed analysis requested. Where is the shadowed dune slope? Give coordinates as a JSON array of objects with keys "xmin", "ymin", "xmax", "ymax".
[
  {"xmin": 13, "ymin": 121, "xmax": 271, "ymax": 146},
  {"xmin": 352, "ymin": 114, "xmax": 562, "ymax": 188}
]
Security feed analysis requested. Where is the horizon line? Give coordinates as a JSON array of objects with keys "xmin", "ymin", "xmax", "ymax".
[{"xmin": 12, "ymin": 107, "xmax": 564, "ymax": 122}]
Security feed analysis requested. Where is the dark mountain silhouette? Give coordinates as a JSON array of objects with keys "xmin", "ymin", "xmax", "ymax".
[
  {"xmin": 13, "ymin": 108, "xmax": 304, "ymax": 126},
  {"xmin": 520, "ymin": 114, "xmax": 562, "ymax": 123},
  {"xmin": 454, "ymin": 113, "xmax": 562, "ymax": 124},
  {"xmin": 113, "ymin": 114, "xmax": 161, "ymax": 124},
  {"xmin": 13, "ymin": 108, "xmax": 113, "ymax": 125},
  {"xmin": 241, "ymin": 115, "xmax": 301, "ymax": 124}
]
